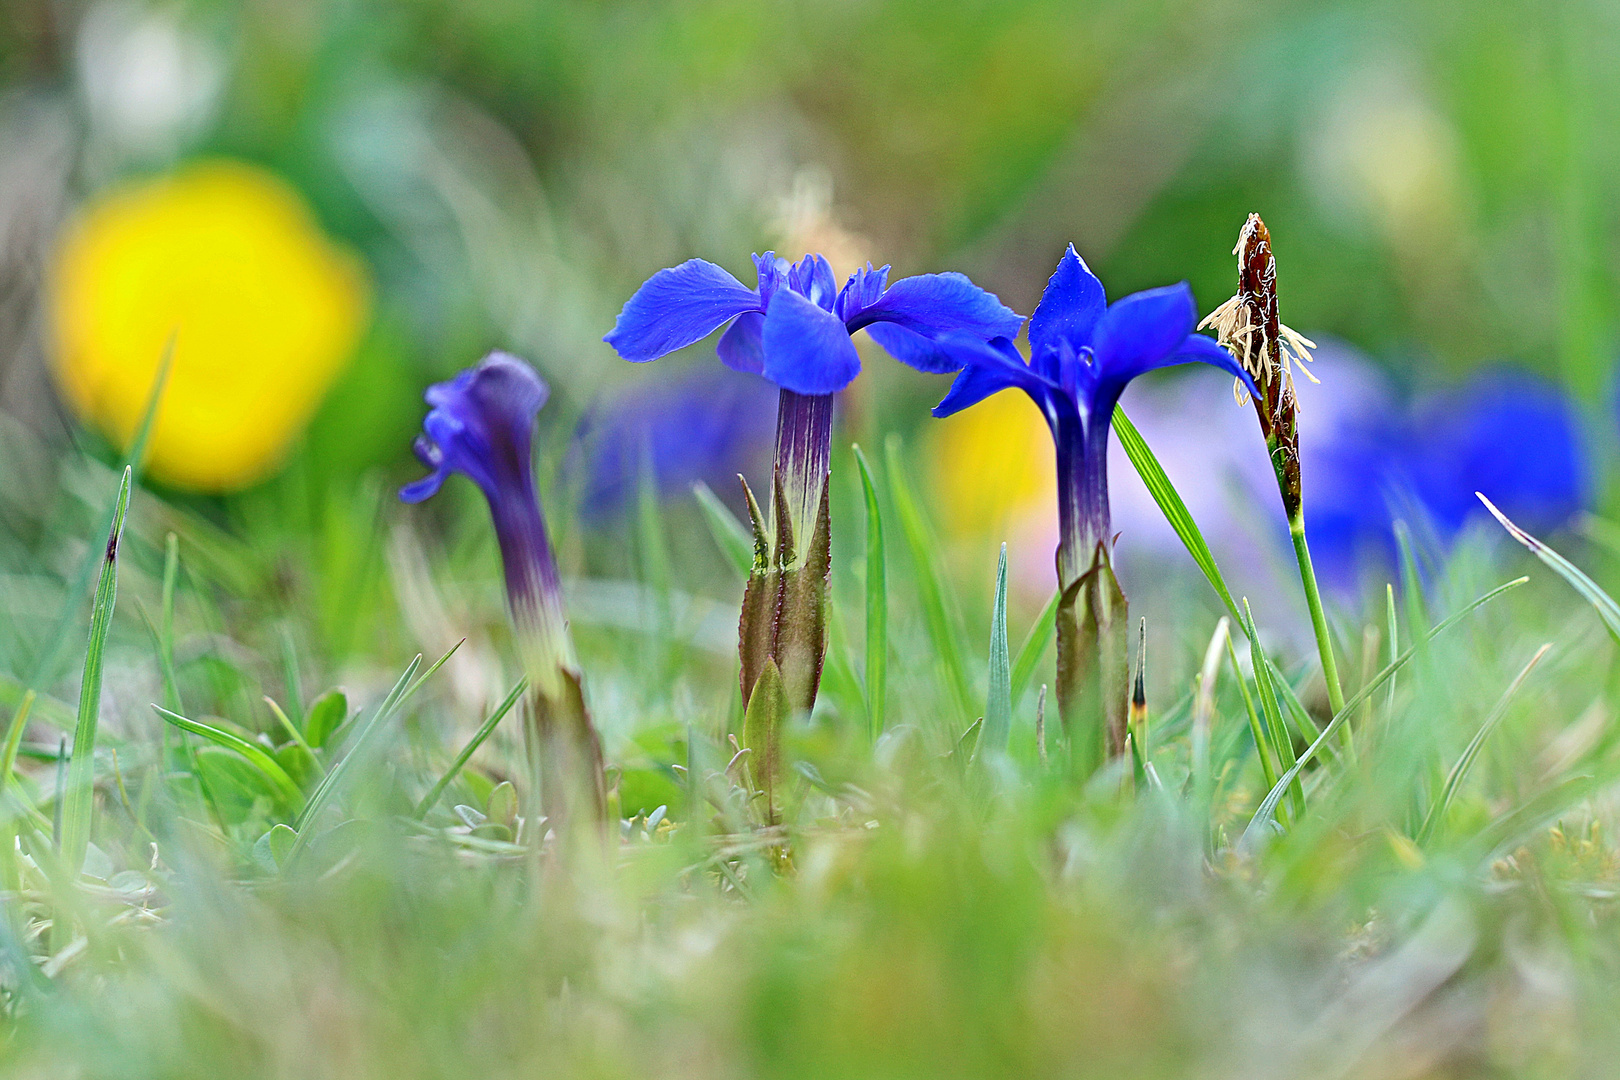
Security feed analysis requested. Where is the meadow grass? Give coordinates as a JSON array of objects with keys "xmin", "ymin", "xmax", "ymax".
[{"xmin": 2, "ymin": 418, "xmax": 1620, "ymax": 1079}]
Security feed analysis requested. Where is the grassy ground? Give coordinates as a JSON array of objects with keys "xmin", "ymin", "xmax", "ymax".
[{"xmin": 2, "ymin": 416, "xmax": 1620, "ymax": 1079}]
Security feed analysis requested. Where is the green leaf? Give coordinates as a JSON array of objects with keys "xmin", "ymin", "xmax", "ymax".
[
  {"xmin": 693, "ymin": 480, "xmax": 754, "ymax": 579},
  {"xmin": 984, "ymin": 544, "xmax": 1011, "ymax": 751},
  {"xmin": 150, "ymin": 706, "xmax": 306, "ymax": 812},
  {"xmin": 267, "ymin": 823, "xmax": 298, "ymax": 867},
  {"xmin": 1416, "ymin": 643, "xmax": 1549, "ymax": 847},
  {"xmin": 853, "ymin": 445, "xmax": 887, "ymax": 740},
  {"xmin": 1479, "ymin": 494, "xmax": 1620, "ymax": 645},
  {"xmin": 413, "ymin": 678, "xmax": 526, "ymax": 820},
  {"xmin": 1241, "ymin": 575, "xmax": 1528, "ymax": 847},
  {"xmin": 885, "ymin": 434, "xmax": 973, "ymax": 718},
  {"xmin": 59, "ymin": 466, "xmax": 132, "ymax": 883},
  {"xmin": 742, "ymin": 659, "xmax": 787, "ymax": 826}
]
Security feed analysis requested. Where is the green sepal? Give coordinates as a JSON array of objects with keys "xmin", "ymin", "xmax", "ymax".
[
  {"xmin": 742, "ymin": 658, "xmax": 787, "ymax": 826},
  {"xmin": 774, "ymin": 475, "xmax": 831, "ymax": 715},
  {"xmin": 1053, "ymin": 543, "xmax": 1129, "ymax": 778},
  {"xmin": 737, "ymin": 475, "xmax": 779, "ymax": 707}
]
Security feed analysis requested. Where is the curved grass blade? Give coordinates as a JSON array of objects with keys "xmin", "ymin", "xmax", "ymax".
[
  {"xmin": 1240, "ymin": 599, "xmax": 1303, "ymax": 819},
  {"xmin": 58, "ymin": 467, "xmax": 132, "ymax": 881},
  {"xmin": 853, "ymin": 445, "xmax": 887, "ymax": 740},
  {"xmin": 692, "ymin": 481, "xmax": 754, "ymax": 579},
  {"xmin": 1416, "ymin": 643, "xmax": 1549, "ymax": 847},
  {"xmin": 885, "ymin": 435, "xmax": 972, "ymax": 718},
  {"xmin": 1241, "ymin": 575, "xmax": 1528, "ymax": 848},
  {"xmin": 0, "ymin": 691, "xmax": 34, "ymax": 805},
  {"xmin": 984, "ymin": 544, "xmax": 1011, "ymax": 751},
  {"xmin": 150, "ymin": 706, "xmax": 306, "ymax": 810},
  {"xmin": 413, "ymin": 678, "xmax": 526, "ymax": 819},
  {"xmin": 1480, "ymin": 494, "xmax": 1620, "ymax": 644}
]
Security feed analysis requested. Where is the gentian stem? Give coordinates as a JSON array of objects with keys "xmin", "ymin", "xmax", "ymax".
[{"xmin": 773, "ymin": 388, "xmax": 834, "ymax": 550}]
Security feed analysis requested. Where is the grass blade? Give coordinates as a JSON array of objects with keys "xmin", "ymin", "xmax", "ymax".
[
  {"xmin": 58, "ymin": 466, "xmax": 132, "ymax": 881},
  {"xmin": 984, "ymin": 544, "xmax": 1011, "ymax": 751},
  {"xmin": 413, "ymin": 678, "xmax": 527, "ymax": 819},
  {"xmin": 1010, "ymin": 590, "xmax": 1059, "ymax": 711},
  {"xmin": 1241, "ymin": 575, "xmax": 1528, "ymax": 847},
  {"xmin": 693, "ymin": 481, "xmax": 754, "ymax": 579},
  {"xmin": 0, "ymin": 691, "xmax": 34, "ymax": 804},
  {"xmin": 1415, "ymin": 643, "xmax": 1550, "ymax": 846},
  {"xmin": 853, "ymin": 445, "xmax": 887, "ymax": 741},
  {"xmin": 33, "ymin": 341, "xmax": 171, "ymax": 688},
  {"xmin": 885, "ymin": 435, "xmax": 972, "ymax": 718},
  {"xmin": 150, "ymin": 706, "xmax": 306, "ymax": 810},
  {"xmin": 1479, "ymin": 494, "xmax": 1620, "ymax": 644},
  {"xmin": 1384, "ymin": 583, "xmax": 1399, "ymax": 718},
  {"xmin": 1239, "ymin": 599, "xmax": 1304, "ymax": 819}
]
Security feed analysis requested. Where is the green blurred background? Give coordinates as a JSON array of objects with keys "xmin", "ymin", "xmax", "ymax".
[{"xmin": 1, "ymin": 0, "xmax": 1616, "ymax": 665}]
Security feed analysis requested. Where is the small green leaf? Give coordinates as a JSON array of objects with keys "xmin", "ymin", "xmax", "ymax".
[
  {"xmin": 742, "ymin": 659, "xmax": 787, "ymax": 826},
  {"xmin": 151, "ymin": 706, "xmax": 306, "ymax": 812},
  {"xmin": 413, "ymin": 679, "xmax": 525, "ymax": 820},
  {"xmin": 486, "ymin": 781, "xmax": 518, "ymax": 828},
  {"xmin": 267, "ymin": 823, "xmax": 298, "ymax": 866},
  {"xmin": 304, "ymin": 690, "xmax": 347, "ymax": 750}
]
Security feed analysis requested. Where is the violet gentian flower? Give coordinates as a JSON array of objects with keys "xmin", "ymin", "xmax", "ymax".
[
  {"xmin": 932, "ymin": 246, "xmax": 1254, "ymax": 771},
  {"xmin": 403, "ymin": 351, "xmax": 604, "ymax": 833},
  {"xmin": 606, "ymin": 251, "xmax": 1019, "ymax": 823},
  {"xmin": 605, "ymin": 252, "xmax": 1021, "ymax": 540}
]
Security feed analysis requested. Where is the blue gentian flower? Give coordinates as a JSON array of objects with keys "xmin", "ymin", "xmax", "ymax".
[
  {"xmin": 401, "ymin": 351, "xmax": 573, "ymax": 678},
  {"xmin": 933, "ymin": 245, "xmax": 1257, "ymax": 588},
  {"xmin": 603, "ymin": 251, "xmax": 1023, "ymax": 395},
  {"xmin": 1407, "ymin": 369, "xmax": 1589, "ymax": 541}
]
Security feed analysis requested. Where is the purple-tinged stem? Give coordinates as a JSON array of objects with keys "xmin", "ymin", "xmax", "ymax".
[
  {"xmin": 1054, "ymin": 410, "xmax": 1112, "ymax": 590},
  {"xmin": 773, "ymin": 388, "xmax": 835, "ymax": 552}
]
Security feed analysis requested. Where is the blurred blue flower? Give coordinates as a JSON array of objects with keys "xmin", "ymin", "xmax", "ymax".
[
  {"xmin": 603, "ymin": 251, "xmax": 1022, "ymax": 394},
  {"xmin": 401, "ymin": 351, "xmax": 571, "ymax": 663},
  {"xmin": 933, "ymin": 245, "xmax": 1256, "ymax": 586},
  {"xmin": 573, "ymin": 366, "xmax": 776, "ymax": 521},
  {"xmin": 1406, "ymin": 369, "xmax": 1589, "ymax": 540}
]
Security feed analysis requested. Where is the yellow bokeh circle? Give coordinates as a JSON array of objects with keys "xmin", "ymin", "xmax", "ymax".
[{"xmin": 51, "ymin": 160, "xmax": 369, "ymax": 491}]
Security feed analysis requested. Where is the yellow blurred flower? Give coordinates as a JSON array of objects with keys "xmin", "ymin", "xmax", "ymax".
[
  {"xmin": 927, "ymin": 387, "xmax": 1054, "ymax": 539},
  {"xmin": 51, "ymin": 160, "xmax": 369, "ymax": 490}
]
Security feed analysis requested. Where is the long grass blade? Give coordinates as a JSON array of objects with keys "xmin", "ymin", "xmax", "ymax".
[
  {"xmin": 1416, "ymin": 643, "xmax": 1550, "ymax": 846},
  {"xmin": 853, "ymin": 445, "xmax": 887, "ymax": 741},
  {"xmin": 1241, "ymin": 575, "xmax": 1528, "ymax": 847},
  {"xmin": 984, "ymin": 544, "xmax": 1011, "ymax": 751},
  {"xmin": 413, "ymin": 678, "xmax": 527, "ymax": 819},
  {"xmin": 885, "ymin": 435, "xmax": 972, "ymax": 718},
  {"xmin": 1224, "ymin": 630, "xmax": 1278, "ymax": 796},
  {"xmin": 1240, "ymin": 599, "xmax": 1304, "ymax": 819},
  {"xmin": 1480, "ymin": 494, "xmax": 1620, "ymax": 644},
  {"xmin": 33, "ymin": 342, "xmax": 171, "ymax": 688},
  {"xmin": 58, "ymin": 467, "xmax": 133, "ymax": 880}
]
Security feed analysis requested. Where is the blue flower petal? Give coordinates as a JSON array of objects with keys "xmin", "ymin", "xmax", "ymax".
[
  {"xmin": 761, "ymin": 287, "xmax": 863, "ymax": 395},
  {"xmin": 835, "ymin": 263, "xmax": 891, "ymax": 323},
  {"xmin": 753, "ymin": 252, "xmax": 789, "ymax": 307},
  {"xmin": 863, "ymin": 322, "xmax": 964, "ymax": 374},
  {"xmin": 787, "ymin": 254, "xmax": 839, "ymax": 311},
  {"xmin": 846, "ymin": 272, "xmax": 1023, "ymax": 346},
  {"xmin": 1028, "ymin": 244, "xmax": 1106, "ymax": 358},
  {"xmin": 401, "ymin": 351, "xmax": 548, "ymax": 503},
  {"xmin": 1090, "ymin": 328, "xmax": 1257, "ymax": 424},
  {"xmin": 930, "ymin": 334, "xmax": 1056, "ymax": 418},
  {"xmin": 1089, "ymin": 282, "xmax": 1198, "ymax": 381},
  {"xmin": 604, "ymin": 259, "xmax": 761, "ymax": 362},
  {"xmin": 717, "ymin": 310, "xmax": 766, "ymax": 374},
  {"xmin": 399, "ymin": 469, "xmax": 446, "ymax": 504}
]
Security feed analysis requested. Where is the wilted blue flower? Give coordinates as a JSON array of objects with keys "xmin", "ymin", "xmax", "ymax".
[
  {"xmin": 603, "ymin": 251, "xmax": 1023, "ymax": 394},
  {"xmin": 933, "ymin": 245, "xmax": 1256, "ymax": 586},
  {"xmin": 401, "ymin": 351, "xmax": 572, "ymax": 672}
]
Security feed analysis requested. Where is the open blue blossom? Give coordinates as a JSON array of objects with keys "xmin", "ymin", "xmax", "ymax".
[
  {"xmin": 402, "ymin": 351, "xmax": 572, "ymax": 673},
  {"xmin": 603, "ymin": 252, "xmax": 1022, "ymax": 395},
  {"xmin": 933, "ymin": 245, "xmax": 1257, "ymax": 587}
]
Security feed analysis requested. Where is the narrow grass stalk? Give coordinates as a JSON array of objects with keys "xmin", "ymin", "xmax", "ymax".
[
  {"xmin": 1010, "ymin": 590, "xmax": 1059, "ymax": 710},
  {"xmin": 692, "ymin": 481, "xmax": 754, "ymax": 579},
  {"xmin": 1288, "ymin": 514, "xmax": 1348, "ymax": 750},
  {"xmin": 414, "ymin": 678, "xmax": 527, "ymax": 819},
  {"xmin": 58, "ymin": 467, "xmax": 133, "ymax": 885},
  {"xmin": 1241, "ymin": 599, "xmax": 1304, "ymax": 820},
  {"xmin": 1223, "ymin": 632, "xmax": 1277, "ymax": 798},
  {"xmin": 853, "ymin": 445, "xmax": 887, "ymax": 740},
  {"xmin": 984, "ymin": 544, "xmax": 1011, "ymax": 751}
]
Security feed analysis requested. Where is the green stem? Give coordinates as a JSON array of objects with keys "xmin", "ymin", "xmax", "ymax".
[{"xmin": 1289, "ymin": 513, "xmax": 1350, "ymax": 756}]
